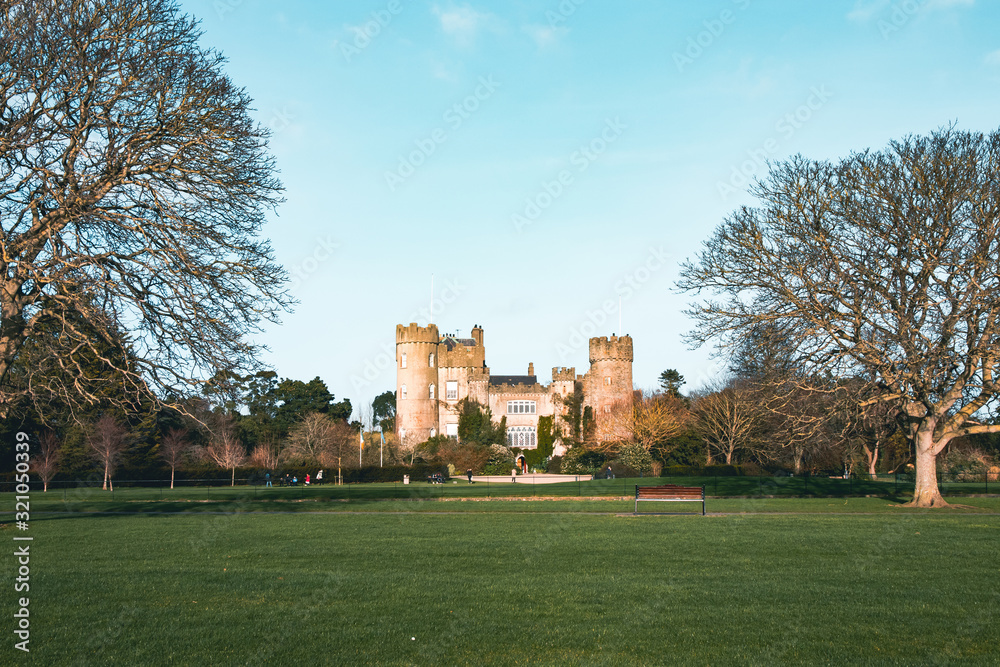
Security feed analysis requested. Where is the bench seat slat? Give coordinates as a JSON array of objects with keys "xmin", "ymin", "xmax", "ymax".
[{"xmin": 634, "ymin": 485, "xmax": 705, "ymax": 515}]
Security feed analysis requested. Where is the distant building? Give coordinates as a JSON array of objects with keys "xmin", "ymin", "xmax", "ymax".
[{"xmin": 395, "ymin": 323, "xmax": 633, "ymax": 451}]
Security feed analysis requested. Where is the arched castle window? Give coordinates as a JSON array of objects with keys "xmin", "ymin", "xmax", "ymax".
[
  {"xmin": 401, "ymin": 353, "xmax": 407, "ymax": 369},
  {"xmin": 430, "ymin": 428, "xmax": 436, "ymax": 437},
  {"xmin": 429, "ymin": 384, "xmax": 435, "ymax": 400},
  {"xmin": 400, "ymin": 384, "xmax": 407, "ymax": 399},
  {"xmin": 429, "ymin": 353, "xmax": 435, "ymax": 367},
  {"xmin": 506, "ymin": 426, "xmax": 537, "ymax": 449},
  {"xmin": 605, "ymin": 376, "xmax": 612, "ymax": 385}
]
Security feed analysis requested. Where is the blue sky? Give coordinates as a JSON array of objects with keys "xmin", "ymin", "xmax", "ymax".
[{"xmin": 181, "ymin": 0, "xmax": 1000, "ymax": 418}]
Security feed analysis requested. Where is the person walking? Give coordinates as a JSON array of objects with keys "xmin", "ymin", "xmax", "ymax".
[
  {"xmin": 466, "ymin": 469, "xmax": 474, "ymax": 484},
  {"xmin": 511, "ymin": 467, "xmax": 517, "ymax": 483},
  {"xmin": 265, "ymin": 472, "xmax": 272, "ymax": 487},
  {"xmin": 305, "ymin": 473, "xmax": 311, "ymax": 486}
]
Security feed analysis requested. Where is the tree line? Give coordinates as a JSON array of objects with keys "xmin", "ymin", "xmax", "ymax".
[{"xmin": 0, "ymin": 366, "xmax": 400, "ymax": 488}]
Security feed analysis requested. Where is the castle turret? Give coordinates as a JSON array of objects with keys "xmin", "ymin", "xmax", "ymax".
[
  {"xmin": 583, "ymin": 335, "xmax": 634, "ymax": 441},
  {"xmin": 396, "ymin": 323, "xmax": 440, "ymax": 447}
]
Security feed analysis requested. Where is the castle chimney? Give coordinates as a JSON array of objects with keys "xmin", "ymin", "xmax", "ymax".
[
  {"xmin": 471, "ymin": 325, "xmax": 483, "ymax": 347},
  {"xmin": 528, "ymin": 362, "xmax": 534, "ymax": 376}
]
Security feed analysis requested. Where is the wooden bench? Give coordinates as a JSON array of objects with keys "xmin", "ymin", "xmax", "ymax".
[{"xmin": 634, "ymin": 485, "xmax": 705, "ymax": 515}]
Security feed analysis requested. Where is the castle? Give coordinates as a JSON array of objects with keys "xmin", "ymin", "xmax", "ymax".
[{"xmin": 395, "ymin": 323, "xmax": 633, "ymax": 451}]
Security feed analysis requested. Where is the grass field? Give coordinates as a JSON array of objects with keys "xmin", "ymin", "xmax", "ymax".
[
  {"xmin": 4, "ymin": 484, "xmax": 1000, "ymax": 665},
  {"xmin": 27, "ymin": 472, "xmax": 1000, "ymax": 504}
]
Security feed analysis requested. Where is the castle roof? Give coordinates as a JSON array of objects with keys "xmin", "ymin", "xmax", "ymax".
[
  {"xmin": 489, "ymin": 375, "xmax": 537, "ymax": 386},
  {"xmin": 442, "ymin": 336, "xmax": 477, "ymax": 350}
]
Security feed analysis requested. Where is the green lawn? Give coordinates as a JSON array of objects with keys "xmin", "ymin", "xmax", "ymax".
[
  {"xmin": 31, "ymin": 472, "xmax": 999, "ymax": 506},
  {"xmin": 5, "ymin": 498, "xmax": 999, "ymax": 665}
]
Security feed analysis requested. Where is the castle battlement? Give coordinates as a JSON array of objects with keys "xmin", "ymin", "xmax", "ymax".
[
  {"xmin": 489, "ymin": 382, "xmax": 546, "ymax": 394},
  {"xmin": 396, "ymin": 322, "xmax": 439, "ymax": 344},
  {"xmin": 552, "ymin": 367, "xmax": 576, "ymax": 382},
  {"xmin": 589, "ymin": 335, "xmax": 633, "ymax": 363}
]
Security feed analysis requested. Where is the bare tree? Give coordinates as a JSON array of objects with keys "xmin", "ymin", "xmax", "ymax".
[
  {"xmin": 87, "ymin": 414, "xmax": 127, "ymax": 490},
  {"xmin": 202, "ymin": 415, "xmax": 245, "ymax": 486},
  {"xmin": 248, "ymin": 442, "xmax": 280, "ymax": 471},
  {"xmin": 0, "ymin": 0, "xmax": 290, "ymax": 420},
  {"xmin": 679, "ymin": 127, "xmax": 1000, "ymax": 507},
  {"xmin": 756, "ymin": 380, "xmax": 843, "ymax": 474},
  {"xmin": 838, "ymin": 387, "xmax": 903, "ymax": 479},
  {"xmin": 30, "ymin": 431, "xmax": 61, "ymax": 492},
  {"xmin": 159, "ymin": 428, "xmax": 190, "ymax": 489},
  {"xmin": 599, "ymin": 392, "xmax": 691, "ymax": 459},
  {"xmin": 691, "ymin": 380, "xmax": 762, "ymax": 465},
  {"xmin": 285, "ymin": 412, "xmax": 337, "ymax": 464}
]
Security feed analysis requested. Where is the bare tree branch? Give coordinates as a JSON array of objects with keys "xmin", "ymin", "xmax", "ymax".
[{"xmin": 0, "ymin": 0, "xmax": 291, "ymax": 419}]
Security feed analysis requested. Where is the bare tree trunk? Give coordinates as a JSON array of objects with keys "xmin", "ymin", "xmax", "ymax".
[
  {"xmin": 170, "ymin": 467, "xmax": 175, "ymax": 490},
  {"xmin": 864, "ymin": 443, "xmax": 879, "ymax": 479},
  {"xmin": 909, "ymin": 431, "xmax": 948, "ymax": 507},
  {"xmin": 43, "ymin": 480, "xmax": 48, "ymax": 492},
  {"xmin": 103, "ymin": 463, "xmax": 109, "ymax": 491},
  {"xmin": 231, "ymin": 467, "xmax": 235, "ymax": 487},
  {"xmin": 792, "ymin": 449, "xmax": 804, "ymax": 475}
]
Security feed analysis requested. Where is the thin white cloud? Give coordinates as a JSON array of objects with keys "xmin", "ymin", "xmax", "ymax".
[
  {"xmin": 521, "ymin": 24, "xmax": 568, "ymax": 49},
  {"xmin": 984, "ymin": 48, "xmax": 1000, "ymax": 66},
  {"xmin": 432, "ymin": 4, "xmax": 503, "ymax": 47}
]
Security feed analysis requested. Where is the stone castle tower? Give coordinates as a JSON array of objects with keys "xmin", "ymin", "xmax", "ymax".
[
  {"xmin": 395, "ymin": 323, "xmax": 442, "ymax": 442},
  {"xmin": 583, "ymin": 335, "xmax": 634, "ymax": 441},
  {"xmin": 395, "ymin": 322, "xmax": 634, "ymax": 450}
]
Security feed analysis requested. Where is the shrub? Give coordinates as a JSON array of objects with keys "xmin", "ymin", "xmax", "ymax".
[
  {"xmin": 615, "ymin": 443, "xmax": 654, "ymax": 474},
  {"xmin": 483, "ymin": 444, "xmax": 515, "ymax": 475},
  {"xmin": 561, "ymin": 447, "xmax": 608, "ymax": 475}
]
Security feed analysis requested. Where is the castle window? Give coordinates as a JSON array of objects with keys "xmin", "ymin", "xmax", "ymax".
[
  {"xmin": 429, "ymin": 353, "xmax": 434, "ymax": 367},
  {"xmin": 446, "ymin": 423, "xmax": 458, "ymax": 438},
  {"xmin": 401, "ymin": 353, "xmax": 407, "ymax": 369},
  {"xmin": 507, "ymin": 400, "xmax": 536, "ymax": 414},
  {"xmin": 605, "ymin": 376, "xmax": 612, "ymax": 385},
  {"xmin": 400, "ymin": 384, "xmax": 407, "ymax": 399},
  {"xmin": 429, "ymin": 384, "xmax": 435, "ymax": 400},
  {"xmin": 446, "ymin": 381, "xmax": 458, "ymax": 400},
  {"xmin": 430, "ymin": 428, "xmax": 436, "ymax": 437},
  {"xmin": 506, "ymin": 426, "xmax": 537, "ymax": 449},
  {"xmin": 400, "ymin": 429, "xmax": 407, "ymax": 440}
]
